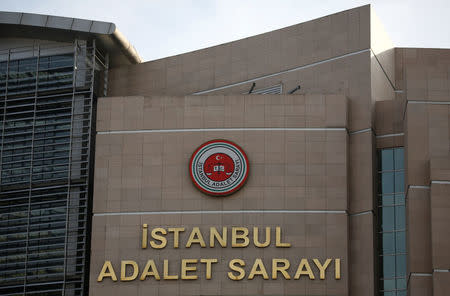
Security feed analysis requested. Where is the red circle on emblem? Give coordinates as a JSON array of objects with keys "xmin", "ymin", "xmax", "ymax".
[
  {"xmin": 203, "ymin": 153, "xmax": 235, "ymax": 182},
  {"xmin": 189, "ymin": 139, "xmax": 249, "ymax": 197}
]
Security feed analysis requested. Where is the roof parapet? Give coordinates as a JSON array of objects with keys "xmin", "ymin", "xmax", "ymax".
[
  {"xmin": 0, "ymin": 11, "xmax": 142, "ymax": 65},
  {"xmin": 111, "ymin": 28, "xmax": 142, "ymax": 64}
]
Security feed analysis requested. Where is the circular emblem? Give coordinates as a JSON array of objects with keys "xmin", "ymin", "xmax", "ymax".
[{"xmin": 189, "ymin": 139, "xmax": 249, "ymax": 196}]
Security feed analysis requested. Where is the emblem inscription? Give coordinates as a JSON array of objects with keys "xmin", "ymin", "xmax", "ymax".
[{"xmin": 189, "ymin": 140, "xmax": 249, "ymax": 196}]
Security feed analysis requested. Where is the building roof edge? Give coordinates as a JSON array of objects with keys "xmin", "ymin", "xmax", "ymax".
[{"xmin": 0, "ymin": 10, "xmax": 142, "ymax": 65}]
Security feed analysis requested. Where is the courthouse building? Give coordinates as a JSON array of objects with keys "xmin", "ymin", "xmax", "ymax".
[{"xmin": 0, "ymin": 4, "xmax": 449, "ymax": 296}]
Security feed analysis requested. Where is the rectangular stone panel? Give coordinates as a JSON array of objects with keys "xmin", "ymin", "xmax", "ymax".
[
  {"xmin": 433, "ymin": 272, "xmax": 450, "ymax": 296},
  {"xmin": 94, "ymin": 95, "xmax": 348, "ymax": 214},
  {"xmin": 408, "ymin": 274, "xmax": 432, "ymax": 296},
  {"xmin": 349, "ymin": 213, "xmax": 374, "ymax": 296},
  {"xmin": 90, "ymin": 212, "xmax": 348, "ymax": 296},
  {"xmin": 93, "ymin": 129, "xmax": 347, "ymax": 213},
  {"xmin": 431, "ymin": 183, "xmax": 450, "ymax": 269},
  {"xmin": 430, "ymin": 157, "xmax": 450, "ymax": 181},
  {"xmin": 97, "ymin": 95, "xmax": 348, "ymax": 132},
  {"xmin": 405, "ymin": 103, "xmax": 430, "ymax": 186},
  {"xmin": 110, "ymin": 46, "xmax": 373, "ymax": 131},
  {"xmin": 349, "ymin": 131, "xmax": 374, "ymax": 214},
  {"xmin": 107, "ymin": 5, "xmax": 370, "ymax": 99},
  {"xmin": 407, "ymin": 187, "xmax": 432, "ymax": 273},
  {"xmin": 93, "ymin": 93, "xmax": 349, "ymax": 295},
  {"xmin": 402, "ymin": 49, "xmax": 450, "ymax": 102}
]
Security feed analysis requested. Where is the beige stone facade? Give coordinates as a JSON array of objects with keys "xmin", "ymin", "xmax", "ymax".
[
  {"xmin": 89, "ymin": 4, "xmax": 450, "ymax": 296},
  {"xmin": 399, "ymin": 48, "xmax": 450, "ymax": 296}
]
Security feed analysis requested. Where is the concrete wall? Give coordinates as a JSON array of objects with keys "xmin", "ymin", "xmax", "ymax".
[
  {"xmin": 90, "ymin": 95, "xmax": 349, "ymax": 296},
  {"xmin": 104, "ymin": 8, "xmax": 382, "ymax": 294},
  {"xmin": 91, "ymin": 4, "xmax": 450, "ymax": 296},
  {"xmin": 107, "ymin": 5, "xmax": 372, "ymax": 132},
  {"xmin": 399, "ymin": 48, "xmax": 450, "ymax": 296}
]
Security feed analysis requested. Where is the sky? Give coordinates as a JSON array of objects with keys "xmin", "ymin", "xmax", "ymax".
[{"xmin": 1, "ymin": 0, "xmax": 449, "ymax": 62}]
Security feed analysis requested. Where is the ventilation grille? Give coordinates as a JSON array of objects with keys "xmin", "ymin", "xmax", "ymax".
[{"xmin": 248, "ymin": 84, "xmax": 282, "ymax": 94}]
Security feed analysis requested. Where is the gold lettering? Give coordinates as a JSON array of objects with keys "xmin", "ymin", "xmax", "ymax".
[
  {"xmin": 163, "ymin": 259, "xmax": 178, "ymax": 280},
  {"xmin": 150, "ymin": 227, "xmax": 167, "ymax": 249},
  {"xmin": 181, "ymin": 259, "xmax": 198, "ymax": 280},
  {"xmin": 335, "ymin": 259, "xmax": 341, "ymax": 279},
  {"xmin": 186, "ymin": 227, "xmax": 206, "ymax": 248},
  {"xmin": 253, "ymin": 227, "xmax": 270, "ymax": 248},
  {"xmin": 294, "ymin": 259, "xmax": 315, "ymax": 279},
  {"xmin": 142, "ymin": 224, "xmax": 148, "ymax": 249},
  {"xmin": 140, "ymin": 260, "xmax": 160, "ymax": 280},
  {"xmin": 313, "ymin": 258, "xmax": 332, "ymax": 280},
  {"xmin": 200, "ymin": 258, "xmax": 218, "ymax": 280},
  {"xmin": 248, "ymin": 258, "xmax": 269, "ymax": 280},
  {"xmin": 120, "ymin": 260, "xmax": 138, "ymax": 281},
  {"xmin": 168, "ymin": 227, "xmax": 185, "ymax": 248},
  {"xmin": 231, "ymin": 227, "xmax": 249, "ymax": 247},
  {"xmin": 228, "ymin": 259, "xmax": 246, "ymax": 280},
  {"xmin": 97, "ymin": 261, "xmax": 117, "ymax": 282},
  {"xmin": 210, "ymin": 227, "xmax": 227, "ymax": 247},
  {"xmin": 272, "ymin": 258, "xmax": 291, "ymax": 279},
  {"xmin": 275, "ymin": 226, "xmax": 291, "ymax": 247}
]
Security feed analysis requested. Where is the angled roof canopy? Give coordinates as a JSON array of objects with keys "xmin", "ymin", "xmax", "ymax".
[{"xmin": 0, "ymin": 11, "xmax": 142, "ymax": 66}]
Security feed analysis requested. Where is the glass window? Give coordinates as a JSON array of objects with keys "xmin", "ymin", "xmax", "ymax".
[
  {"xmin": 0, "ymin": 50, "xmax": 91, "ymax": 295},
  {"xmin": 382, "ymin": 232, "xmax": 395, "ymax": 254},
  {"xmin": 382, "ymin": 255, "xmax": 396, "ymax": 278},
  {"xmin": 395, "ymin": 172, "xmax": 404, "ymax": 193},
  {"xmin": 395, "ymin": 205, "xmax": 406, "ymax": 230},
  {"xmin": 395, "ymin": 194, "xmax": 405, "ymax": 205},
  {"xmin": 396, "ymin": 231, "xmax": 406, "ymax": 253},
  {"xmin": 397, "ymin": 277, "xmax": 407, "ymax": 290},
  {"xmin": 396, "ymin": 255, "xmax": 406, "ymax": 276},
  {"xmin": 378, "ymin": 147, "xmax": 407, "ymax": 296},
  {"xmin": 381, "ymin": 207, "xmax": 395, "ymax": 231},
  {"xmin": 381, "ymin": 172, "xmax": 395, "ymax": 194},
  {"xmin": 381, "ymin": 149, "xmax": 394, "ymax": 171},
  {"xmin": 394, "ymin": 148, "xmax": 404, "ymax": 169},
  {"xmin": 381, "ymin": 195, "xmax": 395, "ymax": 206},
  {"xmin": 381, "ymin": 279, "xmax": 395, "ymax": 291}
]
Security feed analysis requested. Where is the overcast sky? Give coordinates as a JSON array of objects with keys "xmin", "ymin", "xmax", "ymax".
[{"xmin": 1, "ymin": 0, "xmax": 449, "ymax": 61}]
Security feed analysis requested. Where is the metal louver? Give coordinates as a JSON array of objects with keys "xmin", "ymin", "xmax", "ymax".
[{"xmin": 247, "ymin": 84, "xmax": 283, "ymax": 94}]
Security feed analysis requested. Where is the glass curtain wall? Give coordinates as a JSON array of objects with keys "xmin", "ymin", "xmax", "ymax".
[
  {"xmin": 378, "ymin": 147, "xmax": 407, "ymax": 296},
  {"xmin": 0, "ymin": 40, "xmax": 105, "ymax": 296}
]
